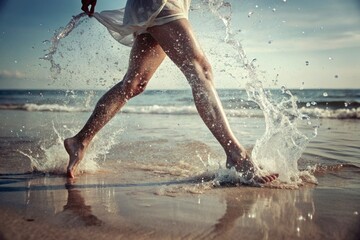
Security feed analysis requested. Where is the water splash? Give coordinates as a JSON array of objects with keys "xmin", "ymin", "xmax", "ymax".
[
  {"xmin": 40, "ymin": 13, "xmax": 87, "ymax": 78},
  {"xmin": 205, "ymin": 0, "xmax": 318, "ymax": 185},
  {"xmin": 35, "ymin": 13, "xmax": 123, "ymax": 175},
  {"xmin": 19, "ymin": 121, "xmax": 122, "ymax": 175}
]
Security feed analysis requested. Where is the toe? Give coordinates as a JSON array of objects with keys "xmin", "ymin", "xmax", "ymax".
[
  {"xmin": 255, "ymin": 173, "xmax": 279, "ymax": 184},
  {"xmin": 67, "ymin": 168, "xmax": 75, "ymax": 178},
  {"xmin": 263, "ymin": 176, "xmax": 272, "ymax": 182}
]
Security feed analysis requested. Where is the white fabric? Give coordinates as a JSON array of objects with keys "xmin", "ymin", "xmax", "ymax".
[{"xmin": 93, "ymin": 0, "xmax": 191, "ymax": 46}]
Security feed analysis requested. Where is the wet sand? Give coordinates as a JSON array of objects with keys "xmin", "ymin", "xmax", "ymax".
[
  {"xmin": 1, "ymin": 109, "xmax": 360, "ymax": 239},
  {"xmin": 1, "ymin": 173, "xmax": 359, "ymax": 240}
]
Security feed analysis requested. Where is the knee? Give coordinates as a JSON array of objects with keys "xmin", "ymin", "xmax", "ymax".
[
  {"xmin": 183, "ymin": 54, "xmax": 214, "ymax": 89},
  {"xmin": 122, "ymin": 72, "xmax": 150, "ymax": 98}
]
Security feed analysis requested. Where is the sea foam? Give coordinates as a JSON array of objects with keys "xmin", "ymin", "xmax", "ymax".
[
  {"xmin": 1, "ymin": 103, "xmax": 359, "ymax": 119},
  {"xmin": 206, "ymin": 0, "xmax": 318, "ymax": 185}
]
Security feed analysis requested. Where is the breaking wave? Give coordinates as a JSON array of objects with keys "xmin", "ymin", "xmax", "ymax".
[{"xmin": 1, "ymin": 103, "xmax": 359, "ymax": 119}]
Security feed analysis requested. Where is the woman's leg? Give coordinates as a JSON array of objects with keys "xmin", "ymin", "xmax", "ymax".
[
  {"xmin": 147, "ymin": 19, "xmax": 277, "ymax": 182},
  {"xmin": 64, "ymin": 33, "xmax": 166, "ymax": 178}
]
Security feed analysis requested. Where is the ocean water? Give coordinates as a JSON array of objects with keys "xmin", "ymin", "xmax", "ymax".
[{"xmin": 0, "ymin": 88, "xmax": 359, "ymax": 187}]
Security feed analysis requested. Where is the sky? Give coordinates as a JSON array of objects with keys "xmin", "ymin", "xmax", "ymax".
[{"xmin": 0, "ymin": 0, "xmax": 359, "ymax": 90}]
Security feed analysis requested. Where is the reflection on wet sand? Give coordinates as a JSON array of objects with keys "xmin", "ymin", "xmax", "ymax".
[
  {"xmin": 194, "ymin": 187, "xmax": 317, "ymax": 239},
  {"xmin": 1, "ymin": 175, "xmax": 359, "ymax": 239},
  {"xmin": 210, "ymin": 190, "xmax": 256, "ymax": 238},
  {"xmin": 60, "ymin": 179, "xmax": 103, "ymax": 227}
]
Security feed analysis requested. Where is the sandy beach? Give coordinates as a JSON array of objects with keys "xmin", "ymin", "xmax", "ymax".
[
  {"xmin": 2, "ymin": 102, "xmax": 360, "ymax": 240},
  {"xmin": 1, "ymin": 109, "xmax": 360, "ymax": 239},
  {"xmin": 1, "ymin": 173, "xmax": 360, "ymax": 240}
]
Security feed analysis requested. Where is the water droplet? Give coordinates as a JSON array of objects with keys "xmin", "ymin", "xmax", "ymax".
[
  {"xmin": 14, "ymin": 60, "xmax": 18, "ymax": 64},
  {"xmin": 283, "ymin": 0, "xmax": 287, "ymax": 2},
  {"xmin": 248, "ymin": 11, "xmax": 253, "ymax": 17},
  {"xmin": 328, "ymin": 57, "xmax": 333, "ymax": 60},
  {"xmin": 344, "ymin": 102, "xmax": 348, "ymax": 107},
  {"xmin": 281, "ymin": 86, "xmax": 286, "ymax": 93},
  {"xmin": 311, "ymin": 101, "xmax": 317, "ymax": 106},
  {"xmin": 313, "ymin": 127, "xmax": 318, "ymax": 137},
  {"xmin": 305, "ymin": 61, "xmax": 309, "ymax": 66},
  {"xmin": 300, "ymin": 82, "xmax": 305, "ymax": 90},
  {"xmin": 272, "ymin": 8, "xmax": 276, "ymax": 12},
  {"xmin": 306, "ymin": 102, "xmax": 311, "ymax": 107},
  {"xmin": 323, "ymin": 92, "xmax": 328, "ymax": 97},
  {"xmin": 298, "ymin": 216, "xmax": 305, "ymax": 221},
  {"xmin": 354, "ymin": 211, "xmax": 358, "ymax": 215}
]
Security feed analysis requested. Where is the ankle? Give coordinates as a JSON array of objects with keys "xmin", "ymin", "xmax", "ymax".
[
  {"xmin": 226, "ymin": 145, "xmax": 247, "ymax": 160},
  {"xmin": 65, "ymin": 136, "xmax": 87, "ymax": 150},
  {"xmin": 74, "ymin": 134, "xmax": 91, "ymax": 147}
]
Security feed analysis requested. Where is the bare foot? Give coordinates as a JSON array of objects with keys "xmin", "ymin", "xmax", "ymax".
[
  {"xmin": 226, "ymin": 151, "xmax": 278, "ymax": 184},
  {"xmin": 64, "ymin": 137, "xmax": 87, "ymax": 178}
]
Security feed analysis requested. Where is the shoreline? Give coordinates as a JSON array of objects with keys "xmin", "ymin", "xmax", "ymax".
[{"xmin": 1, "ymin": 174, "xmax": 359, "ymax": 240}]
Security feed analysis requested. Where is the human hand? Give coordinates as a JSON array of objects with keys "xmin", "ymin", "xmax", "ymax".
[{"xmin": 81, "ymin": 0, "xmax": 97, "ymax": 16}]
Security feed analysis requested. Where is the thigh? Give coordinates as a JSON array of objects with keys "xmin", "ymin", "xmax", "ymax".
[
  {"xmin": 146, "ymin": 19, "xmax": 206, "ymax": 75},
  {"xmin": 126, "ymin": 33, "xmax": 166, "ymax": 82}
]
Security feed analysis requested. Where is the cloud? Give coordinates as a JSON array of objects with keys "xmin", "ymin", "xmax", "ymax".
[
  {"xmin": 0, "ymin": 70, "xmax": 26, "ymax": 80},
  {"xmin": 231, "ymin": 1, "xmax": 360, "ymax": 54},
  {"xmin": 247, "ymin": 30, "xmax": 360, "ymax": 53}
]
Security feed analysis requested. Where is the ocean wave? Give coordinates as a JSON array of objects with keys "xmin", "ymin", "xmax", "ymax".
[
  {"xmin": 297, "ymin": 100, "xmax": 360, "ymax": 109},
  {"xmin": 300, "ymin": 107, "xmax": 360, "ymax": 119},
  {"xmin": 121, "ymin": 105, "xmax": 197, "ymax": 115},
  {"xmin": 0, "ymin": 103, "xmax": 89, "ymax": 112},
  {"xmin": 1, "ymin": 103, "xmax": 359, "ymax": 119}
]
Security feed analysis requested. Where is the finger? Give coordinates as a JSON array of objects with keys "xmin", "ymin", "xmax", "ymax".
[
  {"xmin": 90, "ymin": 5, "xmax": 95, "ymax": 14},
  {"xmin": 89, "ymin": 0, "xmax": 97, "ymax": 13},
  {"xmin": 81, "ymin": 0, "xmax": 93, "ymax": 14},
  {"xmin": 81, "ymin": 5, "xmax": 90, "ymax": 14}
]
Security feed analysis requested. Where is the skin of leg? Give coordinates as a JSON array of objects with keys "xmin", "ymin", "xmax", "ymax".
[
  {"xmin": 147, "ymin": 19, "xmax": 278, "ymax": 182},
  {"xmin": 65, "ymin": 18, "xmax": 277, "ymax": 182},
  {"xmin": 147, "ymin": 20, "xmax": 246, "ymax": 163},
  {"xmin": 64, "ymin": 33, "xmax": 166, "ymax": 178}
]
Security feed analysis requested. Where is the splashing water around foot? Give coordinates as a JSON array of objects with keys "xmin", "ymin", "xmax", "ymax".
[
  {"xmin": 19, "ymin": 121, "xmax": 123, "ymax": 176},
  {"xmin": 205, "ymin": 0, "xmax": 319, "ymax": 185}
]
